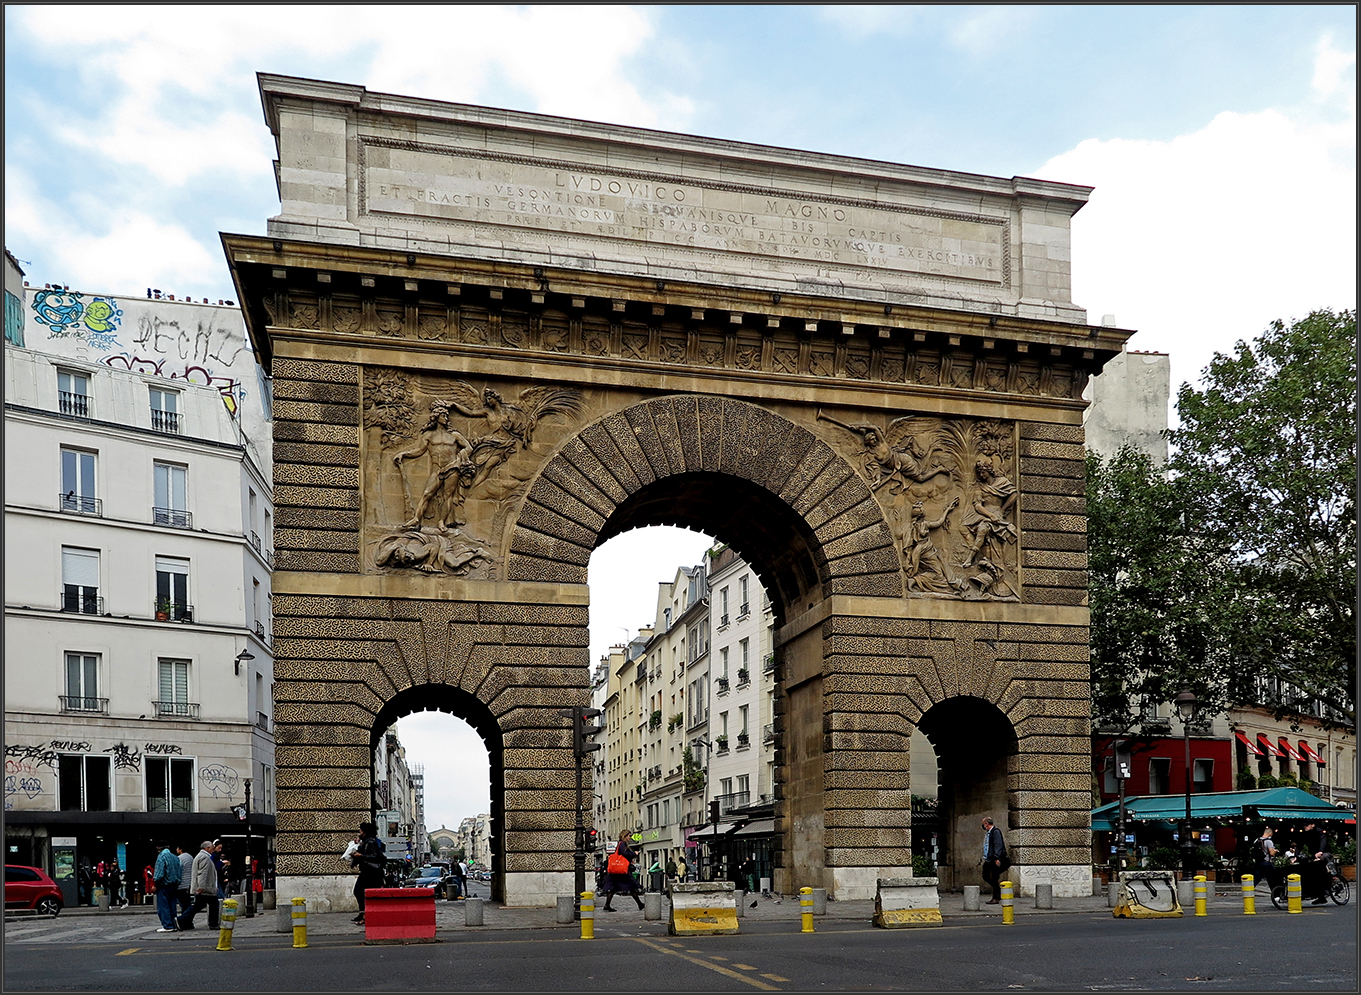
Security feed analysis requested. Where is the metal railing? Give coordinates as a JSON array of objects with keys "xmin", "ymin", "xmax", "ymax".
[
  {"xmin": 265, "ymin": 549, "xmax": 274, "ymax": 569},
  {"xmin": 736, "ymin": 669, "xmax": 750, "ymax": 686},
  {"xmin": 255, "ymin": 620, "xmax": 266, "ymax": 638},
  {"xmin": 150, "ymin": 408, "xmax": 181, "ymax": 433},
  {"xmin": 60, "ymin": 695, "xmax": 109, "ymax": 714},
  {"xmin": 58, "ymin": 391, "xmax": 90, "ymax": 417},
  {"xmin": 153, "ymin": 700, "xmax": 200, "ymax": 719},
  {"xmin": 59, "ymin": 493, "xmax": 102, "ymax": 516},
  {"xmin": 763, "ymin": 654, "xmax": 775, "ymax": 672},
  {"xmin": 736, "ymin": 732, "xmax": 750, "ymax": 747},
  {"xmin": 61, "ymin": 592, "xmax": 104, "ymax": 615},
  {"xmin": 717, "ymin": 791, "xmax": 750, "ymax": 814},
  {"xmin": 153, "ymin": 507, "xmax": 192, "ymax": 528},
  {"xmin": 763, "ymin": 723, "xmax": 775, "ymax": 742},
  {"xmin": 718, "ymin": 613, "xmax": 729, "ymax": 627},
  {"xmin": 256, "ymin": 712, "xmax": 270, "ymax": 732},
  {"xmin": 738, "ymin": 602, "xmax": 750, "ymax": 617},
  {"xmin": 155, "ymin": 603, "xmax": 195, "ymax": 623}
]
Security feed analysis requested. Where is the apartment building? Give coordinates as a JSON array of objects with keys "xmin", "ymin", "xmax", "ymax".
[{"xmin": 4, "ymin": 270, "xmax": 274, "ymax": 906}]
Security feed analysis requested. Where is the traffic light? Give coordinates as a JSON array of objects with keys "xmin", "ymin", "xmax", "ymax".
[
  {"xmin": 574, "ymin": 707, "xmax": 603, "ymax": 758},
  {"xmin": 709, "ymin": 800, "xmax": 721, "ymax": 825},
  {"xmin": 584, "ymin": 828, "xmax": 598, "ymax": 852},
  {"xmin": 1115, "ymin": 742, "xmax": 1132, "ymax": 780}
]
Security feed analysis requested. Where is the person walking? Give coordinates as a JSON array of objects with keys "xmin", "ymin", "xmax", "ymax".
[
  {"xmin": 175, "ymin": 845, "xmax": 194, "ymax": 918},
  {"xmin": 981, "ymin": 817, "xmax": 1010, "ymax": 905},
  {"xmin": 1253, "ymin": 826, "xmax": 1278, "ymax": 889},
  {"xmin": 1301, "ymin": 822, "xmax": 1331, "ymax": 905},
  {"xmin": 602, "ymin": 832, "xmax": 645, "ymax": 912},
  {"xmin": 152, "ymin": 843, "xmax": 182, "ymax": 931},
  {"xmin": 350, "ymin": 822, "xmax": 387, "ymax": 925},
  {"xmin": 176, "ymin": 842, "xmax": 220, "ymax": 931},
  {"xmin": 676, "ymin": 854, "xmax": 688, "ymax": 884},
  {"xmin": 107, "ymin": 862, "xmax": 126, "ymax": 909}
]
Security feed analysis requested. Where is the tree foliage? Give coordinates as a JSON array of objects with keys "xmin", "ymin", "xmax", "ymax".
[{"xmin": 1088, "ymin": 308, "xmax": 1356, "ymax": 728}]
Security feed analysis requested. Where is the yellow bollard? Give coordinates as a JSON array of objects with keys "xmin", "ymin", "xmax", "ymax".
[
  {"xmin": 1241, "ymin": 874, "xmax": 1256, "ymax": 915},
  {"xmin": 1287, "ymin": 873, "xmax": 1302, "ymax": 913},
  {"xmin": 1193, "ymin": 875, "xmax": 1207, "ymax": 917},
  {"xmin": 291, "ymin": 897, "xmax": 308, "ymax": 949},
  {"xmin": 1000, "ymin": 880, "xmax": 1014, "ymax": 925},
  {"xmin": 580, "ymin": 891, "xmax": 595, "ymax": 940},
  {"xmin": 216, "ymin": 898, "xmax": 237, "ymax": 951},
  {"xmin": 800, "ymin": 887, "xmax": 815, "ymax": 933}
]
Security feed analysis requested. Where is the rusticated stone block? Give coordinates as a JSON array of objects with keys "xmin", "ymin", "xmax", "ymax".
[
  {"xmin": 508, "ymin": 528, "xmax": 592, "ymax": 567},
  {"xmin": 824, "ymin": 634, "xmax": 912, "ymax": 657},
  {"xmin": 276, "ymin": 806, "xmax": 371, "ymax": 831},
  {"xmin": 1019, "ymin": 422, "xmax": 1084, "ymax": 444},
  {"xmin": 504, "ymin": 789, "xmax": 578, "ymax": 810},
  {"xmin": 478, "ymin": 603, "xmax": 589, "ymax": 626},
  {"xmin": 824, "ymin": 847, "xmax": 912, "ymax": 867},
  {"xmin": 648, "ymin": 395, "xmax": 688, "ymax": 475},
  {"xmin": 824, "ymin": 748, "xmax": 910, "ymax": 772},
  {"xmin": 1007, "ymin": 848, "xmax": 1090, "ymax": 866},
  {"xmin": 276, "ymin": 766, "xmax": 369, "ymax": 789},
  {"xmin": 1025, "ymin": 587, "xmax": 1089, "ymax": 606},
  {"xmin": 696, "ymin": 395, "xmax": 724, "ymax": 473},
  {"xmin": 1013, "ymin": 715, "xmax": 1091, "ymax": 737},
  {"xmin": 275, "ymin": 744, "xmax": 371, "ymax": 768},
  {"xmin": 274, "ymin": 441, "xmax": 360, "ymax": 467},
  {"xmin": 274, "ymin": 485, "xmax": 360, "ymax": 510},
  {"xmin": 538, "ymin": 458, "xmax": 617, "ymax": 519},
  {"xmin": 502, "ymin": 748, "xmax": 575, "ymax": 771},
  {"xmin": 1023, "ymin": 529, "xmax": 1088, "ymax": 552},
  {"xmin": 272, "ymin": 830, "xmax": 358, "ymax": 854},
  {"xmin": 1021, "ymin": 511, "xmax": 1087, "ymax": 533},
  {"xmin": 824, "ymin": 770, "xmax": 907, "ymax": 790},
  {"xmin": 526, "ymin": 478, "xmax": 608, "ymax": 533},
  {"xmin": 275, "ymin": 507, "xmax": 361, "ymax": 531},
  {"xmin": 790, "ymin": 460, "xmax": 855, "ymax": 519},
  {"xmin": 827, "ymin": 616, "xmax": 932, "ymax": 639},
  {"xmin": 273, "ymin": 376, "xmax": 359, "ymax": 403},
  {"xmin": 273, "ymin": 358, "xmax": 358, "ymax": 383},
  {"xmin": 274, "ymin": 723, "xmax": 368, "ymax": 746},
  {"xmin": 824, "ymin": 673, "xmax": 909, "ymax": 696},
  {"xmin": 516, "ymin": 498, "xmax": 601, "ymax": 549},
  {"xmin": 1019, "ymin": 474, "xmax": 1085, "ymax": 497},
  {"xmin": 274, "ymin": 463, "xmax": 360, "ymax": 488},
  {"xmin": 998, "ymin": 623, "xmax": 1088, "ymax": 644},
  {"xmin": 824, "ymin": 730, "xmax": 908, "ymax": 753},
  {"xmin": 1010, "ymin": 773, "xmax": 1091, "ymax": 793},
  {"xmin": 826, "ymin": 711, "xmax": 915, "ymax": 736},
  {"xmin": 275, "ymin": 528, "xmax": 360, "ymax": 553},
  {"xmin": 1008, "ymin": 809, "xmax": 1092, "ymax": 830},
  {"xmin": 777, "ymin": 445, "xmax": 836, "ymax": 507},
  {"xmin": 824, "ymin": 827, "xmax": 912, "ymax": 849},
  {"xmin": 1023, "ymin": 567, "xmax": 1088, "ymax": 588},
  {"xmin": 505, "ymin": 830, "xmax": 575, "ymax": 853},
  {"xmin": 506, "ymin": 553, "xmax": 587, "ymax": 584},
  {"xmin": 804, "ymin": 473, "xmax": 874, "ymax": 532},
  {"xmin": 665, "ymin": 395, "xmax": 704, "ymax": 476},
  {"xmin": 273, "ymin": 398, "xmax": 359, "ymax": 425},
  {"xmin": 621, "ymin": 403, "xmax": 670, "ymax": 481},
  {"xmin": 819, "ymin": 523, "xmax": 896, "ymax": 562},
  {"xmin": 823, "ymin": 808, "xmax": 912, "ymax": 829},
  {"xmin": 1019, "ymin": 457, "xmax": 1084, "ymax": 479},
  {"xmin": 1020, "ymin": 493, "xmax": 1086, "ymax": 516},
  {"xmin": 577, "ymin": 421, "xmax": 643, "ymax": 494},
  {"xmin": 275, "ymin": 420, "xmax": 359, "ymax": 445},
  {"xmin": 597, "ymin": 411, "xmax": 657, "ymax": 486},
  {"xmin": 1021, "ymin": 549, "xmax": 1087, "ymax": 569},
  {"xmin": 825, "ymin": 571, "xmax": 902, "ymax": 597},
  {"xmin": 503, "ymin": 852, "xmax": 573, "ymax": 872},
  {"xmin": 274, "ymin": 702, "xmax": 376, "ymax": 727}
]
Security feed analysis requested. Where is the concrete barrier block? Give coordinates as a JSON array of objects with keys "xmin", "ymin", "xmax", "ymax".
[
  {"xmin": 1114, "ymin": 871, "xmax": 1183, "ymax": 919},
  {"xmin": 1035, "ymin": 883, "xmax": 1053, "ymax": 909},
  {"xmin": 644, "ymin": 893, "xmax": 662, "ymax": 921},
  {"xmin": 669, "ymin": 882, "xmax": 738, "ymax": 936},
  {"xmin": 963, "ymin": 885, "xmax": 980, "ymax": 911},
  {"xmin": 556, "ymin": 895, "xmax": 575, "ymax": 924},
  {"xmin": 873, "ymin": 877, "xmax": 942, "ymax": 928},
  {"xmin": 363, "ymin": 887, "xmax": 437, "ymax": 943},
  {"xmin": 464, "ymin": 897, "xmax": 484, "ymax": 926},
  {"xmin": 812, "ymin": 887, "xmax": 827, "ymax": 916},
  {"xmin": 734, "ymin": 890, "xmax": 745, "ymax": 918}
]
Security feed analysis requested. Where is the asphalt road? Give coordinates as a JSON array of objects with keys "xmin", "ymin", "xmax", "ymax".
[{"xmin": 4, "ymin": 902, "xmax": 1354, "ymax": 991}]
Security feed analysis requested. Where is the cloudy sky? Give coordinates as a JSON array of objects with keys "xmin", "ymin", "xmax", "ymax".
[{"xmin": 7, "ymin": 5, "xmax": 1354, "ymax": 833}]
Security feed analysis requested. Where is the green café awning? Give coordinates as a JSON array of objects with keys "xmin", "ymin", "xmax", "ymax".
[{"xmin": 1092, "ymin": 787, "xmax": 1352, "ymax": 831}]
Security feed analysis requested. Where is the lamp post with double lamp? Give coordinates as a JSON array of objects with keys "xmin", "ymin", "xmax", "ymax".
[{"xmin": 1175, "ymin": 687, "xmax": 1199, "ymax": 878}]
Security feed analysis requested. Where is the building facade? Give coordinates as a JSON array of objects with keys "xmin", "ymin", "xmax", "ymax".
[{"xmin": 4, "ymin": 285, "xmax": 274, "ymax": 905}]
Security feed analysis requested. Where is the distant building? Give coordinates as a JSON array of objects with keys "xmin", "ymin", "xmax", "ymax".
[
  {"xmin": 4, "ymin": 273, "xmax": 274, "ymax": 906},
  {"xmin": 1082, "ymin": 346, "xmax": 1171, "ymax": 463}
]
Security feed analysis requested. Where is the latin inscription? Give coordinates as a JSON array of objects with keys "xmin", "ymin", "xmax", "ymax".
[{"xmin": 364, "ymin": 146, "xmax": 1004, "ymax": 285}]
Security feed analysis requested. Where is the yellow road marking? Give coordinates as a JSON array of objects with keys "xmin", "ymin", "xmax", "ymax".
[
  {"xmin": 734, "ymin": 963, "xmax": 758, "ymax": 970},
  {"xmin": 761, "ymin": 974, "xmax": 791, "ymax": 982},
  {"xmin": 115, "ymin": 948, "xmax": 140, "ymax": 956},
  {"xmin": 710, "ymin": 955, "xmax": 729, "ymax": 961},
  {"xmin": 634, "ymin": 937, "xmax": 780, "ymax": 991}
]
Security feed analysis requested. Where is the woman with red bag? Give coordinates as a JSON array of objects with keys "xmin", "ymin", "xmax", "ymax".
[{"xmin": 602, "ymin": 831, "xmax": 645, "ymax": 912}]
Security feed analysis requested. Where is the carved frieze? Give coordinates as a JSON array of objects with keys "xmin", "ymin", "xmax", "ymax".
[
  {"xmin": 362, "ymin": 369, "xmax": 586, "ymax": 577},
  {"xmin": 818, "ymin": 410, "xmax": 1020, "ymax": 601}
]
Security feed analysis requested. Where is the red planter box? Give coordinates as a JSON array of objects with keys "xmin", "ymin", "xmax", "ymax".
[{"xmin": 364, "ymin": 887, "xmax": 436, "ymax": 942}]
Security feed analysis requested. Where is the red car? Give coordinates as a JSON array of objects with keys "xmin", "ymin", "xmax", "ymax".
[{"xmin": 4, "ymin": 865, "xmax": 63, "ymax": 916}]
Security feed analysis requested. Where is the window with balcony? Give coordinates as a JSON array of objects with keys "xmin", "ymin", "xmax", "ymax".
[
  {"xmin": 62, "ymin": 652, "xmax": 106, "ymax": 713},
  {"xmin": 58, "ymin": 754, "xmax": 110, "ymax": 811},
  {"xmin": 60, "ymin": 448, "xmax": 99, "ymax": 515},
  {"xmin": 153, "ymin": 462, "xmax": 190, "ymax": 528},
  {"xmin": 149, "ymin": 387, "xmax": 180, "ymax": 433},
  {"xmin": 155, "ymin": 556, "xmax": 192, "ymax": 621},
  {"xmin": 57, "ymin": 370, "xmax": 90, "ymax": 417},
  {"xmin": 739, "ymin": 575, "xmax": 749, "ymax": 616},
  {"xmin": 61, "ymin": 546, "xmax": 101, "ymax": 614},
  {"xmin": 146, "ymin": 757, "xmax": 194, "ymax": 812},
  {"xmin": 155, "ymin": 658, "xmax": 197, "ymax": 718}
]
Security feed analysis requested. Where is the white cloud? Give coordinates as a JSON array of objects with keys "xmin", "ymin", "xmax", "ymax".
[
  {"xmin": 1312, "ymin": 30, "xmax": 1356, "ymax": 97},
  {"xmin": 946, "ymin": 6, "xmax": 1035, "ymax": 56},
  {"xmin": 1035, "ymin": 99, "xmax": 1355, "ymax": 394},
  {"xmin": 817, "ymin": 5, "xmax": 921, "ymax": 37}
]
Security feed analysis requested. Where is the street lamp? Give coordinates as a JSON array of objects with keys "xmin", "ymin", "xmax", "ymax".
[{"xmin": 1174, "ymin": 687, "xmax": 1199, "ymax": 878}]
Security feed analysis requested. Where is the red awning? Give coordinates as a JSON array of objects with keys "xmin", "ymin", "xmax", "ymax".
[
  {"xmin": 1257, "ymin": 733, "xmax": 1284, "ymax": 757},
  {"xmin": 1235, "ymin": 730, "xmax": 1263, "ymax": 755},
  {"xmin": 1298, "ymin": 741, "xmax": 1327, "ymax": 766},
  {"xmin": 1277, "ymin": 737, "xmax": 1305, "ymax": 762}
]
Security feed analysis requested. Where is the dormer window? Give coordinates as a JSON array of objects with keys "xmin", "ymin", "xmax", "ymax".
[
  {"xmin": 150, "ymin": 387, "xmax": 180, "ymax": 433},
  {"xmin": 57, "ymin": 370, "xmax": 90, "ymax": 417}
]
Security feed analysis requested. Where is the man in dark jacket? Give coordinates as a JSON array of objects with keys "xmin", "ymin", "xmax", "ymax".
[
  {"xmin": 1301, "ymin": 822, "xmax": 1331, "ymax": 905},
  {"xmin": 981, "ymin": 817, "xmax": 1009, "ymax": 904},
  {"xmin": 350, "ymin": 822, "xmax": 386, "ymax": 924}
]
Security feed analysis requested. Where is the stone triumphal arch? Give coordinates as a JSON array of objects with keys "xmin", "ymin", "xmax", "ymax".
[{"xmin": 224, "ymin": 74, "xmax": 1130, "ymax": 908}]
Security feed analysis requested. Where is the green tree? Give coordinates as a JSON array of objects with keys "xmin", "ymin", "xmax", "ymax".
[
  {"xmin": 1086, "ymin": 446, "xmax": 1229, "ymax": 728},
  {"xmin": 1168, "ymin": 308, "xmax": 1355, "ymax": 726}
]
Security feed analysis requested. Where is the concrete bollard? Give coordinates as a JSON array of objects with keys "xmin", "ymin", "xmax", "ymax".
[
  {"xmin": 1193, "ymin": 876, "xmax": 1208, "ymax": 917},
  {"xmin": 1241, "ymin": 874, "xmax": 1256, "ymax": 915},
  {"xmin": 644, "ymin": 892, "xmax": 661, "ymax": 921},
  {"xmin": 556, "ymin": 895, "xmax": 576, "ymax": 924},
  {"xmin": 464, "ymin": 896, "xmax": 484, "ymax": 926},
  {"xmin": 1107, "ymin": 882, "xmax": 1120, "ymax": 908},
  {"xmin": 811, "ymin": 887, "xmax": 827, "ymax": 916},
  {"xmin": 735, "ymin": 889, "xmax": 745, "ymax": 917},
  {"xmin": 291, "ymin": 898, "xmax": 308, "ymax": 949},
  {"xmin": 1176, "ymin": 880, "xmax": 1194, "ymax": 909},
  {"xmin": 800, "ymin": 887, "xmax": 814, "ymax": 933},
  {"xmin": 1287, "ymin": 873, "xmax": 1302, "ymax": 913},
  {"xmin": 217, "ymin": 898, "xmax": 237, "ymax": 951},
  {"xmin": 1035, "ymin": 883, "xmax": 1053, "ymax": 910},
  {"xmin": 963, "ymin": 885, "xmax": 981, "ymax": 911},
  {"xmin": 580, "ymin": 891, "xmax": 594, "ymax": 940},
  {"xmin": 262, "ymin": 889, "xmax": 276, "ymax": 911},
  {"xmin": 1000, "ymin": 880, "xmax": 1014, "ymax": 925},
  {"xmin": 276, "ymin": 903, "xmax": 293, "ymax": 933}
]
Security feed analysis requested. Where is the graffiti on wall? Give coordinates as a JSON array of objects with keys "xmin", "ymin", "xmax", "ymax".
[
  {"xmin": 29, "ymin": 289, "xmax": 123, "ymax": 347},
  {"xmin": 199, "ymin": 763, "xmax": 240, "ymax": 798},
  {"xmin": 5, "ymin": 744, "xmax": 60, "ymax": 769},
  {"xmin": 104, "ymin": 743, "xmax": 143, "ymax": 771},
  {"xmin": 102, "ymin": 354, "xmax": 240, "ymax": 415},
  {"xmin": 144, "ymin": 743, "xmax": 184, "ymax": 755}
]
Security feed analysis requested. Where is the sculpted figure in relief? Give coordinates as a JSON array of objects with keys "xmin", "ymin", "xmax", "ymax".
[
  {"xmin": 392, "ymin": 402, "xmax": 476, "ymax": 529},
  {"xmin": 816, "ymin": 410, "xmax": 954, "ymax": 494},
  {"xmin": 904, "ymin": 498, "xmax": 961, "ymax": 594},
  {"xmin": 959, "ymin": 459, "xmax": 1018, "ymax": 570}
]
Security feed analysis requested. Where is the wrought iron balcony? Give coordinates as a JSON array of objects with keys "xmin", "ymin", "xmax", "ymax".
[
  {"xmin": 61, "ymin": 592, "xmax": 104, "ymax": 615},
  {"xmin": 256, "ymin": 712, "xmax": 271, "ymax": 732},
  {"xmin": 255, "ymin": 620, "xmax": 266, "ymax": 638},
  {"xmin": 250, "ymin": 531, "xmax": 262, "ymax": 553},
  {"xmin": 155, "ymin": 602, "xmax": 194, "ymax": 623},
  {"xmin": 763, "ymin": 723, "xmax": 775, "ymax": 742},
  {"xmin": 59, "ymin": 492, "xmax": 102, "ymax": 516},
  {"xmin": 736, "ymin": 732, "xmax": 750, "ymax": 748},
  {"xmin": 150, "ymin": 409, "xmax": 181, "ymax": 433},
  {"xmin": 717, "ymin": 791, "xmax": 750, "ymax": 814},
  {"xmin": 153, "ymin": 506, "xmax": 192, "ymax": 528},
  {"xmin": 738, "ymin": 602, "xmax": 750, "ymax": 618},
  {"xmin": 58, "ymin": 391, "xmax": 91, "ymax": 417},
  {"xmin": 763, "ymin": 653, "xmax": 775, "ymax": 672},
  {"xmin": 153, "ymin": 700, "xmax": 200, "ymax": 719},
  {"xmin": 60, "ymin": 695, "xmax": 109, "ymax": 714}
]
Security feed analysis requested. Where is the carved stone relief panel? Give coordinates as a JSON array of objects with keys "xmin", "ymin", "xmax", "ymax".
[
  {"xmin": 361, "ymin": 368, "xmax": 588, "ymax": 579},
  {"xmin": 817, "ymin": 409, "xmax": 1020, "ymax": 601}
]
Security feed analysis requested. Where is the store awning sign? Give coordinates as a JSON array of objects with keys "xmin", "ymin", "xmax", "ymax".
[
  {"xmin": 1297, "ymin": 741, "xmax": 1326, "ymax": 766},
  {"xmin": 1257, "ymin": 733, "xmax": 1284, "ymax": 757},
  {"xmin": 1277, "ymin": 737, "xmax": 1305, "ymax": 762},
  {"xmin": 1234, "ymin": 730, "xmax": 1262, "ymax": 755}
]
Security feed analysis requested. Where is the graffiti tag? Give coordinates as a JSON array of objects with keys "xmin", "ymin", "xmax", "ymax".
[
  {"xmin": 29, "ymin": 290, "xmax": 122, "ymax": 347},
  {"xmin": 50, "ymin": 740, "xmax": 92, "ymax": 753},
  {"xmin": 4, "ymin": 775, "xmax": 44, "ymax": 800},
  {"xmin": 104, "ymin": 743, "xmax": 143, "ymax": 771},
  {"xmin": 199, "ymin": 763, "xmax": 239, "ymax": 799},
  {"xmin": 144, "ymin": 743, "xmax": 183, "ymax": 755},
  {"xmin": 103, "ymin": 353, "xmax": 241, "ymax": 415},
  {"xmin": 4, "ymin": 745, "xmax": 59, "ymax": 769}
]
